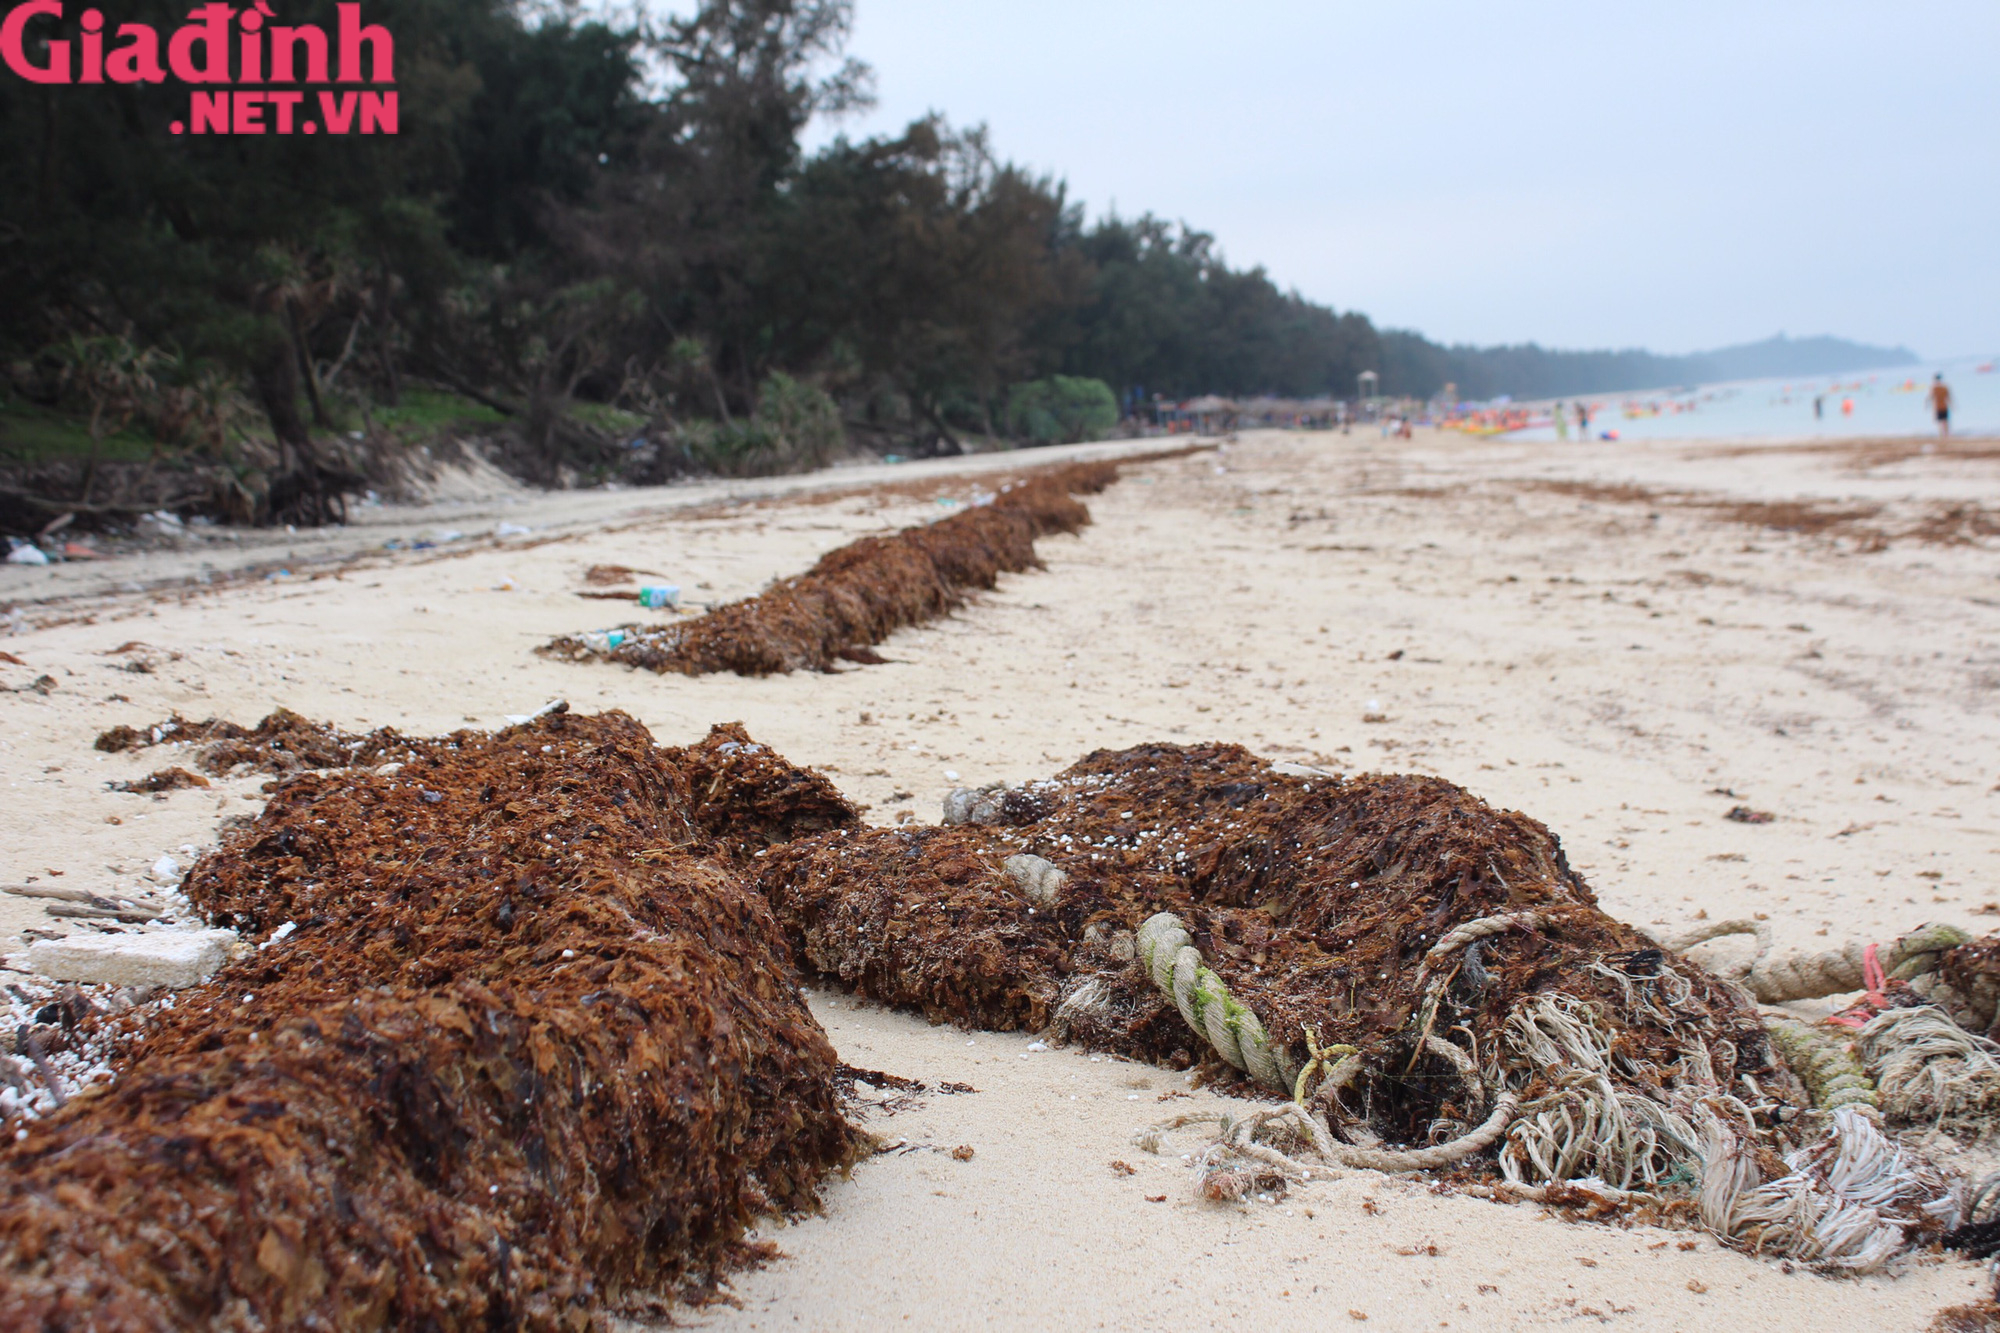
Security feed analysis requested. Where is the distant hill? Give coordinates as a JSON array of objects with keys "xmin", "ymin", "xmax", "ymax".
[
  {"xmin": 1378, "ymin": 331, "xmax": 1919, "ymax": 402},
  {"xmin": 1688, "ymin": 334, "xmax": 1920, "ymax": 384}
]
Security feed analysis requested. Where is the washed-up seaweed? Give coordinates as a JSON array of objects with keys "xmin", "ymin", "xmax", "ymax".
[
  {"xmin": 0, "ymin": 712, "xmax": 864, "ymax": 1329},
  {"xmin": 1934, "ymin": 937, "xmax": 2000, "ymax": 1042},
  {"xmin": 106, "ymin": 766, "xmax": 211, "ymax": 793},
  {"xmin": 757, "ymin": 742, "xmax": 1774, "ymax": 1132},
  {"xmin": 28, "ymin": 709, "xmax": 1997, "ymax": 1295},
  {"xmin": 94, "ymin": 708, "xmax": 425, "ymax": 776},
  {"xmin": 95, "ymin": 715, "xmax": 248, "ymax": 754},
  {"xmin": 540, "ymin": 457, "xmax": 1144, "ymax": 677},
  {"xmin": 760, "ymin": 744, "xmax": 1988, "ymax": 1269}
]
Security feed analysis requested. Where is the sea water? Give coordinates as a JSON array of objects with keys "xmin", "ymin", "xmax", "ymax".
[{"xmin": 1497, "ymin": 353, "xmax": 1999, "ymax": 442}]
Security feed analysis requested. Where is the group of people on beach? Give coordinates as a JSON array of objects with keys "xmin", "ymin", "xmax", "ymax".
[{"xmin": 1551, "ymin": 400, "xmax": 1591, "ymax": 440}]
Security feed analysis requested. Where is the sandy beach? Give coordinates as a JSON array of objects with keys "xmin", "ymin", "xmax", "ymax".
[{"xmin": 4, "ymin": 427, "xmax": 1999, "ymax": 1330}]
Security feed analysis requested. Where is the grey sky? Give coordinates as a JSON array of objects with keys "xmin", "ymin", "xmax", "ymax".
[{"xmin": 806, "ymin": 1, "xmax": 1998, "ymax": 358}]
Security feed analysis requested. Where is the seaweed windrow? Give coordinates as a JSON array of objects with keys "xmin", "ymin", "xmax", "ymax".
[
  {"xmin": 94, "ymin": 707, "xmax": 421, "ymax": 776},
  {"xmin": 757, "ymin": 742, "xmax": 1777, "ymax": 1135},
  {"xmin": 1, "ymin": 713, "xmax": 864, "ymax": 1329},
  {"xmin": 24, "ymin": 711, "xmax": 1836, "ymax": 1320},
  {"xmin": 541, "ymin": 455, "xmax": 1175, "ymax": 677}
]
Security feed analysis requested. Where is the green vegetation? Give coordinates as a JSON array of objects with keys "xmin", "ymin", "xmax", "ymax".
[
  {"xmin": 0, "ymin": 0, "xmax": 1430, "ymax": 530},
  {"xmin": 371, "ymin": 390, "xmax": 512, "ymax": 435},
  {"xmin": 567, "ymin": 402, "xmax": 650, "ymax": 438},
  {"xmin": 4, "ymin": 0, "xmax": 1925, "ymax": 535},
  {"xmin": 1004, "ymin": 377, "xmax": 1118, "ymax": 444},
  {"xmin": 0, "ymin": 399, "xmax": 157, "ymax": 465},
  {"xmin": 683, "ymin": 373, "xmax": 848, "ymax": 477}
]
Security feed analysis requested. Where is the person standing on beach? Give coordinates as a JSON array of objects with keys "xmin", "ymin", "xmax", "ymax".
[
  {"xmin": 1574, "ymin": 401, "xmax": 1590, "ymax": 438},
  {"xmin": 1931, "ymin": 374, "xmax": 1952, "ymax": 439},
  {"xmin": 1553, "ymin": 400, "xmax": 1569, "ymax": 439}
]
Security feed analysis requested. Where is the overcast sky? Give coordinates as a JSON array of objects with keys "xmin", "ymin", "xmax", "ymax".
[{"xmin": 804, "ymin": 1, "xmax": 1998, "ymax": 358}]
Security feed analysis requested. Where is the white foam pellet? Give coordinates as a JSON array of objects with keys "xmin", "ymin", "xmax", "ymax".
[{"xmin": 29, "ymin": 929, "xmax": 238, "ymax": 989}]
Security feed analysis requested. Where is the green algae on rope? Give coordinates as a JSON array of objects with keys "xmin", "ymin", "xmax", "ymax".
[
  {"xmin": 1766, "ymin": 1014, "xmax": 1881, "ymax": 1112},
  {"xmin": 1137, "ymin": 912, "xmax": 1297, "ymax": 1093}
]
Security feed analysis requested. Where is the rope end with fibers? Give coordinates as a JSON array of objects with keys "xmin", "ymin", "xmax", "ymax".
[{"xmin": 1859, "ymin": 1004, "xmax": 2000, "ymax": 1131}]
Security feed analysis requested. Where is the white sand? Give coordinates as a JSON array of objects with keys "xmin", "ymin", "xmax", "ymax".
[{"xmin": 4, "ymin": 428, "xmax": 1998, "ymax": 1329}]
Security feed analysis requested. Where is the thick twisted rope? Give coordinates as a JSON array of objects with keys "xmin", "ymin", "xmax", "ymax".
[
  {"xmin": 1665, "ymin": 920, "xmax": 1968, "ymax": 1004},
  {"xmin": 1136, "ymin": 1093, "xmax": 1522, "ymax": 1181},
  {"xmin": 1412, "ymin": 911, "xmax": 1554, "ymax": 1005},
  {"xmin": 1136, "ymin": 913, "xmax": 1297, "ymax": 1093},
  {"xmin": 1131, "ymin": 912, "xmax": 1523, "ymax": 1175},
  {"xmin": 1764, "ymin": 1014, "xmax": 1880, "ymax": 1113},
  {"xmin": 1426, "ymin": 911, "xmax": 1553, "ymax": 965}
]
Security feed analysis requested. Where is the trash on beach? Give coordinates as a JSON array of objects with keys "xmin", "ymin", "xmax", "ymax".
[
  {"xmin": 494, "ymin": 521, "xmax": 532, "ymax": 537},
  {"xmin": 28, "ymin": 928, "xmax": 239, "ymax": 989},
  {"xmin": 1725, "ymin": 805, "xmax": 1776, "ymax": 824},
  {"xmin": 5, "ymin": 541, "xmax": 49, "ymax": 566},
  {"xmin": 639, "ymin": 584, "xmax": 681, "ymax": 609},
  {"xmin": 502, "ymin": 698, "xmax": 571, "ymax": 726},
  {"xmin": 757, "ymin": 739, "xmax": 2000, "ymax": 1271}
]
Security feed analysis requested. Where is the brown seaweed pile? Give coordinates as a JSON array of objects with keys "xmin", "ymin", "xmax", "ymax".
[
  {"xmin": 757, "ymin": 742, "xmax": 1780, "ymax": 1144},
  {"xmin": 95, "ymin": 708, "xmax": 428, "ymax": 776},
  {"xmin": 0, "ymin": 713, "xmax": 864, "ymax": 1329},
  {"xmin": 1930, "ymin": 936, "xmax": 2000, "ymax": 1042},
  {"xmin": 42, "ymin": 704, "xmax": 1979, "ymax": 1310},
  {"xmin": 541, "ymin": 457, "xmax": 1138, "ymax": 676},
  {"xmin": 106, "ymin": 766, "xmax": 211, "ymax": 793}
]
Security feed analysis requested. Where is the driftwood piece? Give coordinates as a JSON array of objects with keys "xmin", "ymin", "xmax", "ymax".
[
  {"xmin": 42, "ymin": 904, "xmax": 163, "ymax": 924},
  {"xmin": 4, "ymin": 885, "xmax": 163, "ymax": 923}
]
